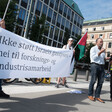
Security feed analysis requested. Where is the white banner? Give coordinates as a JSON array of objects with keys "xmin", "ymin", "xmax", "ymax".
[{"xmin": 0, "ymin": 28, "xmax": 73, "ymax": 78}]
